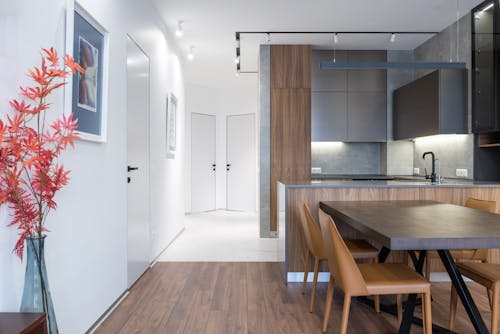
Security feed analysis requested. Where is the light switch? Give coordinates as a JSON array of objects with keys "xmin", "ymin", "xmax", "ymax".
[
  {"xmin": 456, "ymin": 169, "xmax": 468, "ymax": 177},
  {"xmin": 413, "ymin": 167, "xmax": 420, "ymax": 175}
]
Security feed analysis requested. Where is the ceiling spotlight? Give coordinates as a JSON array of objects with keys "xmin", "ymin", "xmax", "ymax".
[
  {"xmin": 175, "ymin": 21, "xmax": 184, "ymax": 37},
  {"xmin": 334, "ymin": 33, "xmax": 339, "ymax": 44},
  {"xmin": 234, "ymin": 56, "xmax": 240, "ymax": 64},
  {"xmin": 187, "ymin": 46, "xmax": 194, "ymax": 60},
  {"xmin": 390, "ymin": 33, "xmax": 396, "ymax": 43}
]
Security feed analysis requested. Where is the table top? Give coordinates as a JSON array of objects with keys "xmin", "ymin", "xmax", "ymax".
[{"xmin": 319, "ymin": 200, "xmax": 500, "ymax": 250}]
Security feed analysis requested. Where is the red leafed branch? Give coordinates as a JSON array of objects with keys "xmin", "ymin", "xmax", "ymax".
[{"xmin": 0, "ymin": 48, "xmax": 83, "ymax": 259}]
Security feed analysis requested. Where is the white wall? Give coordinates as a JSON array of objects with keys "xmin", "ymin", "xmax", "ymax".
[{"xmin": 0, "ymin": 0, "xmax": 185, "ymax": 333}]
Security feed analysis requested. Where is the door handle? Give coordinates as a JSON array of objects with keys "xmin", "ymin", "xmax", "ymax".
[{"xmin": 127, "ymin": 166, "xmax": 139, "ymax": 172}]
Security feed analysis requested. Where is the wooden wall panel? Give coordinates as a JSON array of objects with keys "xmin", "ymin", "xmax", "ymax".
[
  {"xmin": 286, "ymin": 187, "xmax": 500, "ymax": 273},
  {"xmin": 270, "ymin": 45, "xmax": 311, "ymax": 89},
  {"xmin": 270, "ymin": 45, "xmax": 311, "ymax": 231}
]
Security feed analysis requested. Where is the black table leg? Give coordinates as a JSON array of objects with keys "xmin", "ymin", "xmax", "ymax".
[
  {"xmin": 378, "ymin": 246, "xmax": 391, "ymax": 263},
  {"xmin": 398, "ymin": 250, "xmax": 427, "ymax": 334},
  {"xmin": 438, "ymin": 249, "xmax": 489, "ymax": 334}
]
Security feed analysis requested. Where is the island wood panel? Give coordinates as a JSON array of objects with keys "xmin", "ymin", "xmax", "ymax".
[
  {"xmin": 287, "ymin": 187, "xmax": 500, "ymax": 273},
  {"xmin": 270, "ymin": 45, "xmax": 311, "ymax": 231}
]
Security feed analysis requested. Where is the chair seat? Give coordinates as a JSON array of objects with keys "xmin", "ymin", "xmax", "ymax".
[
  {"xmin": 457, "ymin": 262, "xmax": 500, "ymax": 289},
  {"xmin": 360, "ymin": 263, "xmax": 430, "ymax": 296},
  {"xmin": 345, "ymin": 239, "xmax": 379, "ymax": 260}
]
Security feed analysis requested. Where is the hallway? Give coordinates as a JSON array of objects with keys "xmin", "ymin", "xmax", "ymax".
[{"xmin": 158, "ymin": 210, "xmax": 284, "ymax": 262}]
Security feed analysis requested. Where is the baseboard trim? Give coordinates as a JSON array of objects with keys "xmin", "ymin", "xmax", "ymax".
[
  {"xmin": 152, "ymin": 227, "xmax": 186, "ymax": 265},
  {"xmin": 85, "ymin": 290, "xmax": 129, "ymax": 333}
]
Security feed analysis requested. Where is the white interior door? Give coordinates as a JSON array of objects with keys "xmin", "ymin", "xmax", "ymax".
[
  {"xmin": 191, "ymin": 113, "xmax": 216, "ymax": 212},
  {"xmin": 226, "ymin": 114, "xmax": 257, "ymax": 212},
  {"xmin": 126, "ymin": 36, "xmax": 150, "ymax": 288}
]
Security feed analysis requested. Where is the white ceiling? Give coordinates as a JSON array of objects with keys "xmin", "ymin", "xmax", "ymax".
[{"xmin": 152, "ymin": 0, "xmax": 482, "ymax": 86}]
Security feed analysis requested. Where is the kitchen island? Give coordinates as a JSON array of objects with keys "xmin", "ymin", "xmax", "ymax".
[{"xmin": 279, "ymin": 178, "xmax": 500, "ymax": 282}]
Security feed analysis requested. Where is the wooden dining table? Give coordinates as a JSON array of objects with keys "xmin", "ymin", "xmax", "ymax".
[{"xmin": 320, "ymin": 200, "xmax": 500, "ymax": 334}]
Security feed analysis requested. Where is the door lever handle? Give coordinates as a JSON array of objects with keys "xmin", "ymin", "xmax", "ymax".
[{"xmin": 127, "ymin": 166, "xmax": 139, "ymax": 172}]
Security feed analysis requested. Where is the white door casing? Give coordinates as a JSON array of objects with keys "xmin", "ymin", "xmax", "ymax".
[
  {"xmin": 226, "ymin": 114, "xmax": 257, "ymax": 212},
  {"xmin": 191, "ymin": 113, "xmax": 216, "ymax": 212},
  {"xmin": 126, "ymin": 36, "xmax": 151, "ymax": 288}
]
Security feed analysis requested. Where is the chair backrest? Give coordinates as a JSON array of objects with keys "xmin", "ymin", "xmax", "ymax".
[
  {"xmin": 318, "ymin": 209, "xmax": 368, "ymax": 296},
  {"xmin": 301, "ymin": 203, "xmax": 324, "ymax": 257},
  {"xmin": 465, "ymin": 198, "xmax": 497, "ymax": 213}
]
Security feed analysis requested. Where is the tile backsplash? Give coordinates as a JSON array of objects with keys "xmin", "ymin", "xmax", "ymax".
[
  {"xmin": 311, "ymin": 142, "xmax": 380, "ymax": 175},
  {"xmin": 413, "ymin": 134, "xmax": 473, "ymax": 179}
]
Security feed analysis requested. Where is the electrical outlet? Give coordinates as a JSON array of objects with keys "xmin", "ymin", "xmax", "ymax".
[
  {"xmin": 456, "ymin": 169, "xmax": 468, "ymax": 177},
  {"xmin": 413, "ymin": 167, "xmax": 420, "ymax": 175},
  {"xmin": 311, "ymin": 167, "xmax": 322, "ymax": 174}
]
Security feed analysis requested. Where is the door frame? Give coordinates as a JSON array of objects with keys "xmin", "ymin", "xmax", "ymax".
[
  {"xmin": 126, "ymin": 34, "xmax": 152, "ymax": 288},
  {"xmin": 225, "ymin": 113, "xmax": 257, "ymax": 211},
  {"xmin": 191, "ymin": 112, "xmax": 217, "ymax": 212}
]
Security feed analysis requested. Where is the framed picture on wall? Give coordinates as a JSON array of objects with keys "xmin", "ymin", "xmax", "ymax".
[
  {"xmin": 166, "ymin": 93, "xmax": 177, "ymax": 158},
  {"xmin": 65, "ymin": 2, "xmax": 109, "ymax": 142}
]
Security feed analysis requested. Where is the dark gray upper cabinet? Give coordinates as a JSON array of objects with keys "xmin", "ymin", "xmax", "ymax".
[
  {"xmin": 311, "ymin": 51, "xmax": 347, "ymax": 91},
  {"xmin": 311, "ymin": 50, "xmax": 387, "ymax": 142},
  {"xmin": 348, "ymin": 92, "xmax": 387, "ymax": 142},
  {"xmin": 471, "ymin": 1, "xmax": 496, "ymax": 133},
  {"xmin": 311, "ymin": 92, "xmax": 347, "ymax": 141},
  {"xmin": 393, "ymin": 69, "xmax": 467, "ymax": 140}
]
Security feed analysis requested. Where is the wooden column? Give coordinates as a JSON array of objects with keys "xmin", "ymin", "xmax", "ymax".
[{"xmin": 270, "ymin": 45, "xmax": 311, "ymax": 231}]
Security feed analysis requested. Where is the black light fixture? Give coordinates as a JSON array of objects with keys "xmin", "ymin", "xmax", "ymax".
[{"xmin": 234, "ymin": 30, "xmax": 439, "ymax": 74}]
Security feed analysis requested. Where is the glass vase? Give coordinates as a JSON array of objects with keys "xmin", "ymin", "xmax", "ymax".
[{"xmin": 20, "ymin": 235, "xmax": 58, "ymax": 334}]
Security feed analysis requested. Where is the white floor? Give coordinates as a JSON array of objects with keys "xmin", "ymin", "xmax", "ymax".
[{"xmin": 158, "ymin": 210, "xmax": 285, "ymax": 262}]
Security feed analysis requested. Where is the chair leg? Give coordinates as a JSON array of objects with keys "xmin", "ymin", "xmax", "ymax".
[
  {"xmin": 371, "ymin": 257, "xmax": 380, "ymax": 313},
  {"xmin": 302, "ymin": 249, "xmax": 310, "ymax": 295},
  {"xmin": 374, "ymin": 295, "xmax": 380, "ymax": 313},
  {"xmin": 449, "ymin": 285, "xmax": 458, "ymax": 331},
  {"xmin": 423, "ymin": 291, "xmax": 432, "ymax": 334},
  {"xmin": 425, "ymin": 256, "xmax": 431, "ymax": 280},
  {"xmin": 492, "ymin": 287, "xmax": 499, "ymax": 334},
  {"xmin": 309, "ymin": 257, "xmax": 320, "ymax": 313},
  {"xmin": 488, "ymin": 288, "xmax": 493, "ymax": 309},
  {"xmin": 322, "ymin": 275, "xmax": 335, "ymax": 333},
  {"xmin": 340, "ymin": 294, "xmax": 352, "ymax": 334},
  {"xmin": 421, "ymin": 293, "xmax": 426, "ymax": 334},
  {"xmin": 396, "ymin": 294, "xmax": 403, "ymax": 324}
]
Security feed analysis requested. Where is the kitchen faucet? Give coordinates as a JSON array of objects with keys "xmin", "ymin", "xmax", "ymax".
[{"xmin": 422, "ymin": 151, "xmax": 436, "ymax": 184}]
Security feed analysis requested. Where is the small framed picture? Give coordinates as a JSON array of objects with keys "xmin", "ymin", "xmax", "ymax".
[
  {"xmin": 65, "ymin": 2, "xmax": 109, "ymax": 142},
  {"xmin": 166, "ymin": 93, "xmax": 177, "ymax": 158}
]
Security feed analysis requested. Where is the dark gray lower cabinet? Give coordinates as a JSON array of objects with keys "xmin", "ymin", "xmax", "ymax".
[{"xmin": 312, "ymin": 92, "xmax": 347, "ymax": 141}]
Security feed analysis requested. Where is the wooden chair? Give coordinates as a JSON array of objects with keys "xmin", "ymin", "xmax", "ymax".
[
  {"xmin": 318, "ymin": 209, "xmax": 432, "ymax": 334},
  {"xmin": 449, "ymin": 262, "xmax": 500, "ymax": 333},
  {"xmin": 301, "ymin": 203, "xmax": 379, "ymax": 313},
  {"xmin": 424, "ymin": 198, "xmax": 497, "ymax": 279}
]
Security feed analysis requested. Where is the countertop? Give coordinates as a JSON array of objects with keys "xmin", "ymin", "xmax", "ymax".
[{"xmin": 281, "ymin": 177, "xmax": 500, "ymax": 189}]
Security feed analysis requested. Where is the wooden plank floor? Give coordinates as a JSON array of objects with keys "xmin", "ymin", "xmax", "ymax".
[{"xmin": 95, "ymin": 262, "xmax": 492, "ymax": 333}]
